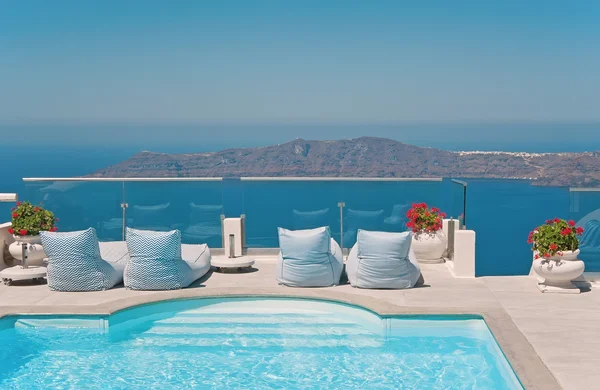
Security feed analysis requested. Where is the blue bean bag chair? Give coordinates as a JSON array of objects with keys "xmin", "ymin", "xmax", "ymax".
[
  {"xmin": 41, "ymin": 228, "xmax": 125, "ymax": 291},
  {"xmin": 346, "ymin": 229, "xmax": 422, "ymax": 289},
  {"xmin": 124, "ymin": 228, "xmax": 211, "ymax": 290},
  {"xmin": 276, "ymin": 226, "xmax": 343, "ymax": 287}
]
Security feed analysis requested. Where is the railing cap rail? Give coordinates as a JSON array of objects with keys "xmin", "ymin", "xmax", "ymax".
[
  {"xmin": 569, "ymin": 187, "xmax": 600, "ymax": 192},
  {"xmin": 23, "ymin": 177, "xmax": 444, "ymax": 182}
]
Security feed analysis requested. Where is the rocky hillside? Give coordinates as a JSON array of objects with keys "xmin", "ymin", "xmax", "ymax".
[{"xmin": 89, "ymin": 137, "xmax": 600, "ymax": 187}]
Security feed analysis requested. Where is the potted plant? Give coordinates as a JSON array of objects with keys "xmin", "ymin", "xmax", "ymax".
[
  {"xmin": 529, "ymin": 218, "xmax": 585, "ymax": 293},
  {"xmin": 406, "ymin": 203, "xmax": 447, "ymax": 263},
  {"xmin": 7, "ymin": 201, "xmax": 58, "ymax": 266}
]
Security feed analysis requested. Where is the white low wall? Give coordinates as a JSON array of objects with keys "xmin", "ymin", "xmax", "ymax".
[
  {"xmin": 450, "ymin": 230, "xmax": 476, "ymax": 278},
  {"xmin": 0, "ymin": 222, "xmax": 16, "ymax": 270}
]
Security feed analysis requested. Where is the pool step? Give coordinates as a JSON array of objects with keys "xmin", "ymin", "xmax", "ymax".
[
  {"xmin": 157, "ymin": 314, "xmax": 359, "ymax": 325},
  {"xmin": 143, "ymin": 324, "xmax": 374, "ymax": 336},
  {"xmin": 127, "ymin": 334, "xmax": 384, "ymax": 349}
]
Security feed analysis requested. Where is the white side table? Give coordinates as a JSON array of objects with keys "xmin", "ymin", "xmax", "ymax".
[
  {"xmin": 211, "ymin": 256, "xmax": 255, "ymax": 272},
  {"xmin": 0, "ymin": 265, "xmax": 47, "ymax": 285}
]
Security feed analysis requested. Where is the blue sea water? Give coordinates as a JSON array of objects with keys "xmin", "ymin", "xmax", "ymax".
[
  {"xmin": 0, "ymin": 298, "xmax": 522, "ymax": 389},
  {"xmin": 0, "ymin": 144, "xmax": 597, "ymax": 276}
]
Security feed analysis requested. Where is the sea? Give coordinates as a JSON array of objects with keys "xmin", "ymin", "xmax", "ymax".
[{"xmin": 0, "ymin": 141, "xmax": 597, "ymax": 277}]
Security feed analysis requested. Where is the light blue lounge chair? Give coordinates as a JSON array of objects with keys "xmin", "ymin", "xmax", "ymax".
[
  {"xmin": 346, "ymin": 229, "xmax": 422, "ymax": 289},
  {"xmin": 41, "ymin": 228, "xmax": 126, "ymax": 291},
  {"xmin": 124, "ymin": 228, "xmax": 211, "ymax": 290},
  {"xmin": 276, "ymin": 226, "xmax": 343, "ymax": 287}
]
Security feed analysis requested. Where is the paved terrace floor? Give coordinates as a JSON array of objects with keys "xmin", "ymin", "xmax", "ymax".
[{"xmin": 1, "ymin": 259, "xmax": 598, "ymax": 390}]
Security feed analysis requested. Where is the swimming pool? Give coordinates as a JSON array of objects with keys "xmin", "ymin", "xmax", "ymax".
[{"xmin": 0, "ymin": 298, "xmax": 522, "ymax": 389}]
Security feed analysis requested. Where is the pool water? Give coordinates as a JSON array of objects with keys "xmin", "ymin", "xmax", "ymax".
[{"xmin": 0, "ymin": 298, "xmax": 522, "ymax": 389}]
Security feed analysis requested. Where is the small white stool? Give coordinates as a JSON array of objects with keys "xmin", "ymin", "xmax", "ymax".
[
  {"xmin": 211, "ymin": 256, "xmax": 255, "ymax": 273},
  {"xmin": 0, "ymin": 265, "xmax": 47, "ymax": 285}
]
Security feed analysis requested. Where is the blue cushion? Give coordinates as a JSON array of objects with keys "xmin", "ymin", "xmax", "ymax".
[
  {"xmin": 41, "ymin": 228, "xmax": 122, "ymax": 291},
  {"xmin": 278, "ymin": 226, "xmax": 331, "ymax": 261},
  {"xmin": 125, "ymin": 228, "xmax": 190, "ymax": 290},
  {"xmin": 276, "ymin": 227, "xmax": 343, "ymax": 287},
  {"xmin": 357, "ymin": 229, "xmax": 411, "ymax": 261},
  {"xmin": 346, "ymin": 229, "xmax": 419, "ymax": 289}
]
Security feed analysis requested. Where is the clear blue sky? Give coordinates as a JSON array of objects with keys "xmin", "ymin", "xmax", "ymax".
[{"xmin": 1, "ymin": 1, "xmax": 599, "ymax": 149}]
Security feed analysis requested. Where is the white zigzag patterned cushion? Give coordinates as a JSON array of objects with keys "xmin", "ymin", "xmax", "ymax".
[
  {"xmin": 124, "ymin": 228, "xmax": 210, "ymax": 290},
  {"xmin": 40, "ymin": 228, "xmax": 123, "ymax": 292}
]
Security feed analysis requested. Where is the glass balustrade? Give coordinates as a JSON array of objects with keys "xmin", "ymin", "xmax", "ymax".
[
  {"xmin": 23, "ymin": 180, "xmax": 124, "ymax": 241},
  {"xmin": 124, "ymin": 180, "xmax": 224, "ymax": 248},
  {"xmin": 339, "ymin": 179, "xmax": 444, "ymax": 249},
  {"xmin": 240, "ymin": 178, "xmax": 344, "ymax": 247},
  {"xmin": 18, "ymin": 177, "xmax": 467, "ymax": 250},
  {"xmin": 569, "ymin": 188, "xmax": 600, "ymax": 272},
  {"xmin": 450, "ymin": 179, "xmax": 467, "ymax": 229}
]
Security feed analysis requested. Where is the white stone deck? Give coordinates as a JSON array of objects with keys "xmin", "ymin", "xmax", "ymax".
[{"xmin": 1, "ymin": 259, "xmax": 598, "ymax": 389}]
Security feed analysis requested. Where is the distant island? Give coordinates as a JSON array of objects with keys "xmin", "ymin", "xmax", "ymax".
[{"xmin": 89, "ymin": 137, "xmax": 600, "ymax": 187}]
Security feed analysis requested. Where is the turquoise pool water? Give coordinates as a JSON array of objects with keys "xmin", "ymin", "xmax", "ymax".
[{"xmin": 0, "ymin": 298, "xmax": 522, "ymax": 389}]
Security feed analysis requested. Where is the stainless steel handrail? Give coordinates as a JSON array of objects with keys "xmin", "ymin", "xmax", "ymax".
[
  {"xmin": 569, "ymin": 187, "xmax": 600, "ymax": 192},
  {"xmin": 240, "ymin": 177, "xmax": 443, "ymax": 181},
  {"xmin": 23, "ymin": 177, "xmax": 443, "ymax": 182},
  {"xmin": 22, "ymin": 177, "xmax": 223, "ymax": 182}
]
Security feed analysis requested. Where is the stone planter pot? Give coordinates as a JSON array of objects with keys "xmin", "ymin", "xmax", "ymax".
[
  {"xmin": 8, "ymin": 235, "xmax": 47, "ymax": 267},
  {"xmin": 412, "ymin": 230, "xmax": 446, "ymax": 264},
  {"xmin": 532, "ymin": 249, "xmax": 585, "ymax": 294}
]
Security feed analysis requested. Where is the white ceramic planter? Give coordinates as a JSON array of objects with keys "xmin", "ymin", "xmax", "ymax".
[
  {"xmin": 8, "ymin": 235, "xmax": 47, "ymax": 267},
  {"xmin": 412, "ymin": 230, "xmax": 446, "ymax": 264},
  {"xmin": 532, "ymin": 249, "xmax": 585, "ymax": 294}
]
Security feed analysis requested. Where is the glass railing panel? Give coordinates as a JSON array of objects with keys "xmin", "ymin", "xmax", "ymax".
[
  {"xmin": 124, "ymin": 180, "xmax": 224, "ymax": 247},
  {"xmin": 340, "ymin": 179, "xmax": 444, "ymax": 249},
  {"xmin": 240, "ymin": 179, "xmax": 344, "ymax": 247},
  {"xmin": 0, "ymin": 195, "xmax": 18, "ymax": 224},
  {"xmin": 22, "ymin": 180, "xmax": 124, "ymax": 241},
  {"xmin": 569, "ymin": 188, "xmax": 600, "ymax": 272},
  {"xmin": 450, "ymin": 179, "xmax": 467, "ymax": 228}
]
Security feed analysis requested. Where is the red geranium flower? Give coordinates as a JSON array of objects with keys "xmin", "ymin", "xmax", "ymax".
[
  {"xmin": 11, "ymin": 212, "xmax": 18, "ymax": 218},
  {"xmin": 534, "ymin": 254, "xmax": 539, "ymax": 259},
  {"xmin": 33, "ymin": 206, "xmax": 40, "ymax": 212},
  {"xmin": 561, "ymin": 228, "xmax": 572, "ymax": 236},
  {"xmin": 50, "ymin": 226, "xmax": 58, "ymax": 232},
  {"xmin": 7, "ymin": 227, "xmax": 14, "ymax": 234},
  {"xmin": 576, "ymin": 227, "xmax": 584, "ymax": 235},
  {"xmin": 549, "ymin": 243, "xmax": 558, "ymax": 251},
  {"xmin": 16, "ymin": 201, "xmax": 21, "ymax": 206},
  {"xmin": 553, "ymin": 218, "xmax": 560, "ymax": 223},
  {"xmin": 19, "ymin": 229, "xmax": 28, "ymax": 236},
  {"xmin": 545, "ymin": 219, "xmax": 552, "ymax": 224},
  {"xmin": 543, "ymin": 253, "xmax": 551, "ymax": 258},
  {"xmin": 568, "ymin": 220, "xmax": 576, "ymax": 227}
]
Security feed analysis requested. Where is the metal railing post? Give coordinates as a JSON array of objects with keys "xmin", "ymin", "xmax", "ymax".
[{"xmin": 338, "ymin": 202, "xmax": 345, "ymax": 253}]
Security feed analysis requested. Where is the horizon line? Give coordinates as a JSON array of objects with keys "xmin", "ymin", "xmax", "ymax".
[{"xmin": 1, "ymin": 119, "xmax": 600, "ymax": 127}]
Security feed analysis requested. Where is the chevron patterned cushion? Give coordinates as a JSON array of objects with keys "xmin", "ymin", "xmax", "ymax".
[
  {"xmin": 125, "ymin": 228, "xmax": 201, "ymax": 290},
  {"xmin": 40, "ymin": 228, "xmax": 123, "ymax": 291}
]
